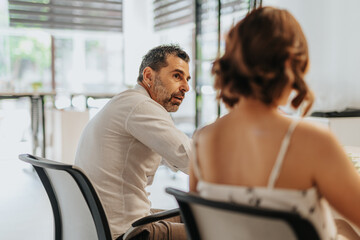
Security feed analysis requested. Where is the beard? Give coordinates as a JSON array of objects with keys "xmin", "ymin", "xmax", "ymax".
[{"xmin": 153, "ymin": 75, "xmax": 184, "ymax": 112}]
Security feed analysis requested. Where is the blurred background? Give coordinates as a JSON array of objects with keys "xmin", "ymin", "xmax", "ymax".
[{"xmin": 1, "ymin": 0, "xmax": 360, "ymax": 238}]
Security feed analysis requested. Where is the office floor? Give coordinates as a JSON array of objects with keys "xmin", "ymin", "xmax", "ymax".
[{"xmin": 0, "ymin": 101, "xmax": 188, "ymax": 240}]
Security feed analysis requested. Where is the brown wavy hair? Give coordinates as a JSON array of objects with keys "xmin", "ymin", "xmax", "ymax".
[{"xmin": 212, "ymin": 7, "xmax": 312, "ymax": 114}]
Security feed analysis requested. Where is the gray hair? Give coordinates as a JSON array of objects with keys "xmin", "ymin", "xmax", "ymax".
[{"xmin": 137, "ymin": 44, "xmax": 190, "ymax": 82}]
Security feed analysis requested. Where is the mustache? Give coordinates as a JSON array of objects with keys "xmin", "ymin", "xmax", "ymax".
[{"xmin": 171, "ymin": 91, "xmax": 185, "ymax": 98}]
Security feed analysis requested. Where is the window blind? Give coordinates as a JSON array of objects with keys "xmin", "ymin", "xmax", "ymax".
[
  {"xmin": 221, "ymin": 0, "xmax": 250, "ymax": 15},
  {"xmin": 153, "ymin": 0, "xmax": 193, "ymax": 31},
  {"xmin": 153, "ymin": 0, "xmax": 252, "ymax": 31},
  {"xmin": 8, "ymin": 0, "xmax": 123, "ymax": 32}
]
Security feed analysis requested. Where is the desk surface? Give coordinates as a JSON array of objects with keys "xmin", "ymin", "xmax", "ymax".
[
  {"xmin": 0, "ymin": 91, "xmax": 56, "ymax": 97},
  {"xmin": 344, "ymin": 146, "xmax": 360, "ymax": 157},
  {"xmin": 0, "ymin": 92, "xmax": 119, "ymax": 98},
  {"xmin": 70, "ymin": 92, "xmax": 118, "ymax": 98},
  {"xmin": 344, "ymin": 146, "xmax": 360, "ymax": 172}
]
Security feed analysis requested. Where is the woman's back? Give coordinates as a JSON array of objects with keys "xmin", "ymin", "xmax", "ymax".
[
  {"xmin": 191, "ymin": 100, "xmax": 360, "ymax": 237},
  {"xmin": 190, "ymin": 6, "xmax": 360, "ymax": 239},
  {"xmin": 195, "ymin": 101, "xmax": 316, "ymax": 190},
  {"xmin": 192, "ymin": 101, "xmax": 341, "ymax": 239}
]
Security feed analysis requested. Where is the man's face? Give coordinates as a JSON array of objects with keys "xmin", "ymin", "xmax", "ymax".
[{"xmin": 149, "ymin": 55, "xmax": 191, "ymax": 112}]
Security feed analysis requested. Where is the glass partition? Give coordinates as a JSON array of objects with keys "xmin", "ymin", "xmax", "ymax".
[{"xmin": 194, "ymin": 0, "xmax": 256, "ymax": 127}]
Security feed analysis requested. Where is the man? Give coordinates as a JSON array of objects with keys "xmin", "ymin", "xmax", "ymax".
[{"xmin": 75, "ymin": 45, "xmax": 192, "ymax": 240}]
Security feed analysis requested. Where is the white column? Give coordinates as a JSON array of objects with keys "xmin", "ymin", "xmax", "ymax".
[{"xmin": 123, "ymin": 0, "xmax": 156, "ymax": 87}]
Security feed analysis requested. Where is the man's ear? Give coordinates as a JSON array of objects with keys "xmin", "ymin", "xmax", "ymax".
[{"xmin": 143, "ymin": 67, "xmax": 154, "ymax": 88}]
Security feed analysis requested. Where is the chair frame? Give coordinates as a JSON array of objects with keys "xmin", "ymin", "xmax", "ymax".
[
  {"xmin": 166, "ymin": 187, "xmax": 320, "ymax": 240},
  {"xmin": 20, "ymin": 153, "xmax": 113, "ymax": 240},
  {"xmin": 19, "ymin": 154, "xmax": 180, "ymax": 240}
]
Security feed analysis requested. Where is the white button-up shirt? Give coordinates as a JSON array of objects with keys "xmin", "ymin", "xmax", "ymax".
[{"xmin": 75, "ymin": 84, "xmax": 192, "ymax": 239}]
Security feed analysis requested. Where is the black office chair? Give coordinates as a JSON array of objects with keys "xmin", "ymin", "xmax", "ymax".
[
  {"xmin": 19, "ymin": 154, "xmax": 180, "ymax": 240},
  {"xmin": 166, "ymin": 187, "xmax": 321, "ymax": 240}
]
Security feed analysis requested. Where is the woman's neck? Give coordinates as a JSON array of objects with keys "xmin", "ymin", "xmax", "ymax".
[{"xmin": 234, "ymin": 97, "xmax": 280, "ymax": 117}]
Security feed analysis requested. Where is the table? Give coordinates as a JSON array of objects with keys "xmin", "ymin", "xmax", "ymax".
[
  {"xmin": 70, "ymin": 92, "xmax": 118, "ymax": 108},
  {"xmin": 0, "ymin": 92, "xmax": 56, "ymax": 157},
  {"xmin": 344, "ymin": 146, "xmax": 360, "ymax": 172}
]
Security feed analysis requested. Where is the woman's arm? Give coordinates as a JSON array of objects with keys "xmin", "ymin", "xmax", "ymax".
[
  {"xmin": 314, "ymin": 130, "xmax": 360, "ymax": 228},
  {"xmin": 189, "ymin": 159, "xmax": 199, "ymax": 192},
  {"xmin": 189, "ymin": 128, "xmax": 206, "ymax": 192}
]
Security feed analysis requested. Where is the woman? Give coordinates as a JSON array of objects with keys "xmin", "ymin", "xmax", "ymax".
[{"xmin": 190, "ymin": 7, "xmax": 360, "ymax": 239}]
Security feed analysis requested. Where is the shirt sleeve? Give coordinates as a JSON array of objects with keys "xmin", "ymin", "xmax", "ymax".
[{"xmin": 125, "ymin": 99, "xmax": 192, "ymax": 174}]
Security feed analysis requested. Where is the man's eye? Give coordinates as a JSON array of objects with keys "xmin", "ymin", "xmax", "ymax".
[{"xmin": 174, "ymin": 73, "xmax": 181, "ymax": 79}]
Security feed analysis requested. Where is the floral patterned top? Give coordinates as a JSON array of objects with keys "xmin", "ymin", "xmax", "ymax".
[{"xmin": 193, "ymin": 120, "xmax": 337, "ymax": 240}]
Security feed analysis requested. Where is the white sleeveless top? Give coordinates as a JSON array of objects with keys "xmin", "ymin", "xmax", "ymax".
[{"xmin": 193, "ymin": 120, "xmax": 337, "ymax": 240}]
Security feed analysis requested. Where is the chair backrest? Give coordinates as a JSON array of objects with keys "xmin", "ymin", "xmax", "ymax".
[
  {"xmin": 166, "ymin": 187, "xmax": 320, "ymax": 240},
  {"xmin": 19, "ymin": 154, "xmax": 112, "ymax": 240}
]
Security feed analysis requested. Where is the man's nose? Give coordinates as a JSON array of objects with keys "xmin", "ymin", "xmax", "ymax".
[{"xmin": 180, "ymin": 80, "xmax": 190, "ymax": 93}]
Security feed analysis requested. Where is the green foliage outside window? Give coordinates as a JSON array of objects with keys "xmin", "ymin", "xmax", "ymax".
[{"xmin": 8, "ymin": 36, "xmax": 51, "ymax": 79}]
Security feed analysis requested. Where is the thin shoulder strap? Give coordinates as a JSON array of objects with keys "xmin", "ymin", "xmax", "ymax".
[{"xmin": 267, "ymin": 120, "xmax": 300, "ymax": 189}]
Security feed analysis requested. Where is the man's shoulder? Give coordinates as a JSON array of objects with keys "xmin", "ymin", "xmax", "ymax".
[
  {"xmin": 114, "ymin": 88, "xmax": 166, "ymax": 114},
  {"xmin": 109, "ymin": 88, "xmax": 150, "ymax": 107},
  {"xmin": 118, "ymin": 88, "xmax": 149, "ymax": 100}
]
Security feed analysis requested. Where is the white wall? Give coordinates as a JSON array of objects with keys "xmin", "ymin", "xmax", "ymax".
[
  {"xmin": 123, "ymin": 0, "xmax": 156, "ymax": 87},
  {"xmin": 263, "ymin": 0, "xmax": 360, "ymax": 112},
  {"xmin": 123, "ymin": 2, "xmax": 196, "ymax": 133},
  {"xmin": 122, "ymin": 0, "xmax": 195, "ymax": 88}
]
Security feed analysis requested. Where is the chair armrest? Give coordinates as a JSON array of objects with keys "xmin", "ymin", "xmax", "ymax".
[
  {"xmin": 131, "ymin": 208, "xmax": 180, "ymax": 227},
  {"xmin": 122, "ymin": 209, "xmax": 181, "ymax": 240}
]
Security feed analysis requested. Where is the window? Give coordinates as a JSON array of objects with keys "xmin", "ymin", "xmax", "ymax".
[
  {"xmin": 54, "ymin": 33, "xmax": 123, "ymax": 94},
  {"xmin": 0, "ymin": 0, "xmax": 124, "ymax": 96},
  {"xmin": 8, "ymin": 0, "xmax": 123, "ymax": 32},
  {"xmin": 0, "ymin": 31, "xmax": 51, "ymax": 92},
  {"xmin": 195, "ymin": 0, "xmax": 260, "ymax": 127}
]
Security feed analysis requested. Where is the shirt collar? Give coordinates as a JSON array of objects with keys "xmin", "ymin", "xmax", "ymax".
[{"xmin": 134, "ymin": 83, "xmax": 150, "ymax": 98}]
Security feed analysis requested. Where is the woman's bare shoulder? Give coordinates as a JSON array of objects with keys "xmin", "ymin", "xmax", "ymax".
[
  {"xmin": 193, "ymin": 115, "xmax": 231, "ymax": 146},
  {"xmin": 193, "ymin": 122, "xmax": 215, "ymax": 143},
  {"xmin": 294, "ymin": 119, "xmax": 340, "ymax": 150},
  {"xmin": 297, "ymin": 119, "xmax": 333, "ymax": 136}
]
